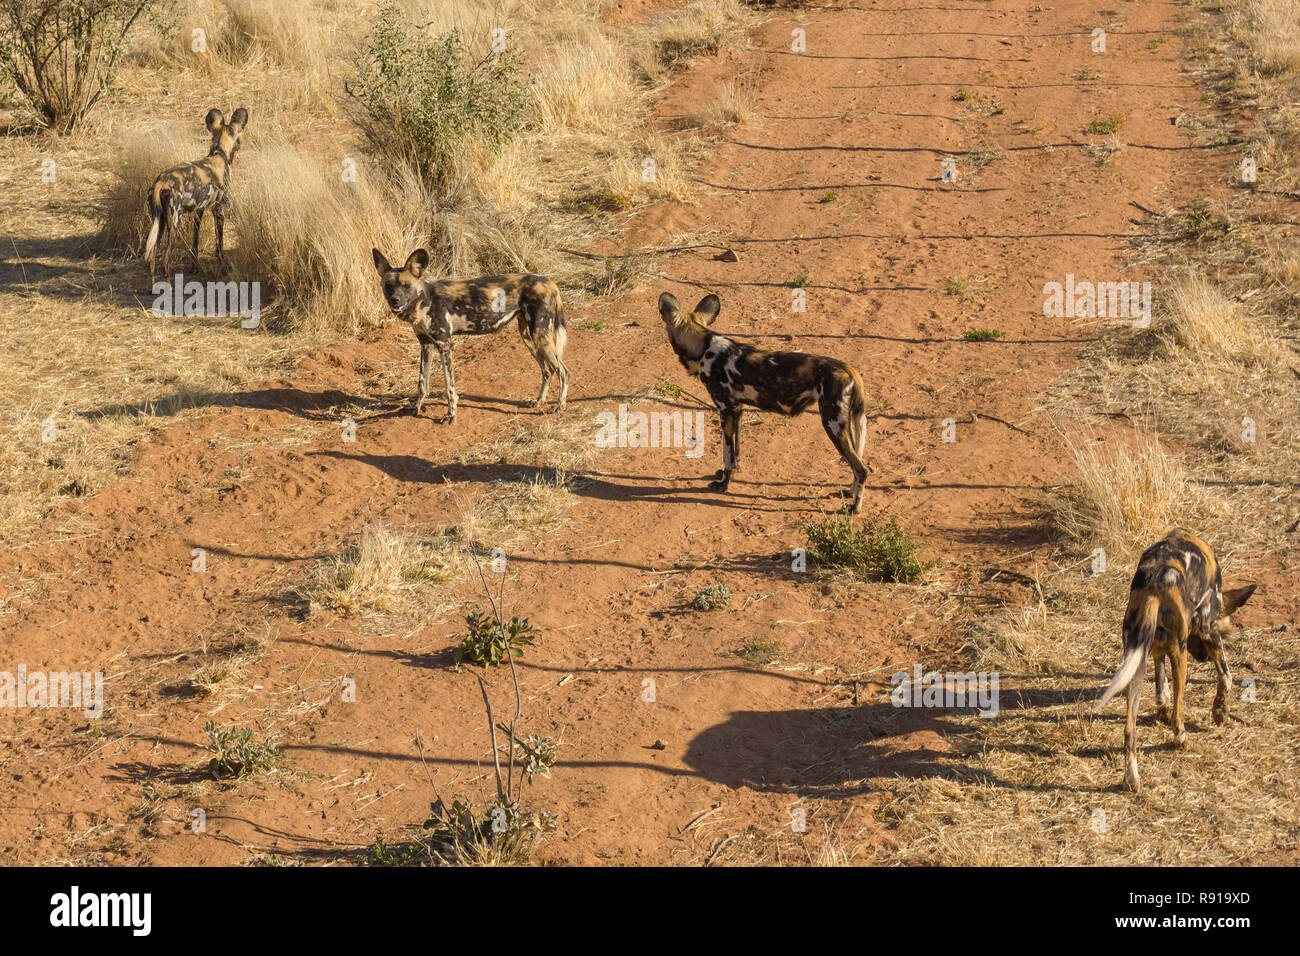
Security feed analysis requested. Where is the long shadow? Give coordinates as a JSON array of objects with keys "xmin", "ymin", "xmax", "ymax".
[
  {"xmin": 726, "ymin": 139, "xmax": 1233, "ymax": 155},
  {"xmin": 695, "ymin": 178, "xmax": 1009, "ymax": 195}
]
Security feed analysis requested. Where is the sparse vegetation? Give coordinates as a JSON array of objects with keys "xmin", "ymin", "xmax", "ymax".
[
  {"xmin": 805, "ymin": 512, "xmax": 930, "ymax": 584},
  {"xmin": 1086, "ymin": 114, "xmax": 1127, "ymax": 135},
  {"xmin": 961, "ymin": 327, "xmax": 1004, "ymax": 341},
  {"xmin": 691, "ymin": 581, "xmax": 731, "ymax": 610},
  {"xmin": 204, "ymin": 721, "xmax": 281, "ymax": 779}
]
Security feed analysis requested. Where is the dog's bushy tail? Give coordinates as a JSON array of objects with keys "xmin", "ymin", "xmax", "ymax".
[
  {"xmin": 845, "ymin": 365, "xmax": 869, "ymax": 460},
  {"xmin": 143, "ymin": 181, "xmax": 169, "ymax": 268},
  {"xmin": 1096, "ymin": 593, "xmax": 1160, "ymax": 709}
]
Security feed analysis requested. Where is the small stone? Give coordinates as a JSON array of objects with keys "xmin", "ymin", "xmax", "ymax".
[{"xmin": 651, "ymin": 739, "xmax": 667, "ymax": 750}]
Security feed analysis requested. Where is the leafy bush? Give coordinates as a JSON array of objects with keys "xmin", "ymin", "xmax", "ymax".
[
  {"xmin": 805, "ymin": 512, "xmax": 931, "ymax": 584},
  {"xmin": 346, "ymin": 5, "xmax": 529, "ymax": 191},
  {"xmin": 0, "ymin": 0, "xmax": 155, "ymax": 132},
  {"xmin": 454, "ymin": 610, "xmax": 538, "ymax": 667}
]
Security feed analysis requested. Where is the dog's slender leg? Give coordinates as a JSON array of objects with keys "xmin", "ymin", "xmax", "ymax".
[
  {"xmin": 1170, "ymin": 640, "xmax": 1189, "ymax": 749},
  {"xmin": 1123, "ymin": 651, "xmax": 1147, "ymax": 792},
  {"xmin": 1154, "ymin": 654, "xmax": 1171, "ymax": 725},
  {"xmin": 709, "ymin": 407, "xmax": 740, "ymax": 491},
  {"xmin": 1209, "ymin": 636, "xmax": 1231, "ymax": 726},
  {"xmin": 411, "ymin": 340, "xmax": 432, "ymax": 416},
  {"xmin": 213, "ymin": 204, "xmax": 226, "ymax": 274},
  {"xmin": 820, "ymin": 393, "xmax": 869, "ymax": 516},
  {"xmin": 191, "ymin": 208, "xmax": 203, "ymax": 269},
  {"xmin": 436, "ymin": 346, "xmax": 457, "ymax": 425},
  {"xmin": 551, "ymin": 322, "xmax": 569, "ymax": 412}
]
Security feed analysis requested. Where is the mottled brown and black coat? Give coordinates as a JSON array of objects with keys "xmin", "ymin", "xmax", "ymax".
[
  {"xmin": 144, "ymin": 108, "xmax": 248, "ymax": 277},
  {"xmin": 658, "ymin": 292, "xmax": 871, "ymax": 513},
  {"xmin": 372, "ymin": 248, "xmax": 569, "ymax": 423},
  {"xmin": 1096, "ymin": 529, "xmax": 1255, "ymax": 792}
]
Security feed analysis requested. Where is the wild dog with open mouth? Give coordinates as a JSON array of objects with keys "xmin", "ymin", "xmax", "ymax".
[
  {"xmin": 658, "ymin": 292, "xmax": 871, "ymax": 512},
  {"xmin": 1095, "ymin": 528, "xmax": 1255, "ymax": 792},
  {"xmin": 144, "ymin": 108, "xmax": 248, "ymax": 279},
  {"xmin": 372, "ymin": 248, "xmax": 569, "ymax": 424}
]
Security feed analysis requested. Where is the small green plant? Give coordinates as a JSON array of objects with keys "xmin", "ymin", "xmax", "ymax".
[
  {"xmin": 736, "ymin": 637, "xmax": 780, "ymax": 665},
  {"xmin": 653, "ymin": 379, "xmax": 683, "ymax": 400},
  {"xmin": 582, "ymin": 319, "xmax": 607, "ymax": 332},
  {"xmin": 1147, "ymin": 37, "xmax": 1168, "ymax": 52},
  {"xmin": 789, "ymin": 275, "xmax": 810, "ymax": 288},
  {"xmin": 962, "ymin": 327, "xmax": 1005, "ymax": 341},
  {"xmin": 1086, "ymin": 115, "xmax": 1126, "ymax": 135},
  {"xmin": 1074, "ymin": 68, "xmax": 1101, "ymax": 81},
  {"xmin": 515, "ymin": 734, "xmax": 560, "ymax": 783},
  {"xmin": 204, "ymin": 721, "xmax": 281, "ymax": 779},
  {"xmin": 805, "ymin": 512, "xmax": 931, "ymax": 584},
  {"xmin": 454, "ymin": 610, "xmax": 538, "ymax": 667},
  {"xmin": 951, "ymin": 89, "xmax": 973, "ymax": 102},
  {"xmin": 370, "ymin": 836, "xmax": 424, "ymax": 865},
  {"xmin": 941, "ymin": 276, "xmax": 984, "ymax": 301},
  {"xmin": 692, "ymin": 581, "xmax": 731, "ymax": 611},
  {"xmin": 818, "ymin": 190, "xmax": 838, "ymax": 203}
]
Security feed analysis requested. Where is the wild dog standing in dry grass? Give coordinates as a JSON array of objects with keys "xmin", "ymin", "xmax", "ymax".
[
  {"xmin": 372, "ymin": 248, "xmax": 569, "ymax": 424},
  {"xmin": 658, "ymin": 292, "xmax": 871, "ymax": 512},
  {"xmin": 143, "ymin": 108, "xmax": 248, "ymax": 278},
  {"xmin": 1096, "ymin": 528, "xmax": 1255, "ymax": 792}
]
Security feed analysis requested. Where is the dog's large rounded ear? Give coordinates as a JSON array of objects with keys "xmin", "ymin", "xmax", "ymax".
[
  {"xmin": 205, "ymin": 108, "xmax": 224, "ymax": 132},
  {"xmin": 658, "ymin": 292, "xmax": 680, "ymax": 321},
  {"xmin": 230, "ymin": 108, "xmax": 249, "ymax": 133},
  {"xmin": 372, "ymin": 248, "xmax": 392, "ymax": 276},
  {"xmin": 1222, "ymin": 583, "xmax": 1257, "ymax": 617},
  {"xmin": 403, "ymin": 248, "xmax": 429, "ymax": 278},
  {"xmin": 694, "ymin": 293, "xmax": 721, "ymax": 326}
]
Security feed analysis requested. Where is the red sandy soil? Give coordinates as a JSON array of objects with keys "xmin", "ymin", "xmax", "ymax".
[{"xmin": 1, "ymin": 0, "xmax": 1287, "ymax": 864}]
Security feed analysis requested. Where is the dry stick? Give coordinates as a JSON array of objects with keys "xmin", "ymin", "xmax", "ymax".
[{"xmin": 474, "ymin": 672, "xmax": 505, "ymax": 803}]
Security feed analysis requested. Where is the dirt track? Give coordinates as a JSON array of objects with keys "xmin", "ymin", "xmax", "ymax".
[{"xmin": 0, "ymin": 1, "xmax": 1233, "ymax": 863}]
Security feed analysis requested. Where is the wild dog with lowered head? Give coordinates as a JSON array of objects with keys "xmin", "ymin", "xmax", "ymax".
[
  {"xmin": 1096, "ymin": 528, "xmax": 1255, "ymax": 792},
  {"xmin": 658, "ymin": 292, "xmax": 871, "ymax": 512},
  {"xmin": 372, "ymin": 248, "xmax": 569, "ymax": 424},
  {"xmin": 144, "ymin": 108, "xmax": 249, "ymax": 278}
]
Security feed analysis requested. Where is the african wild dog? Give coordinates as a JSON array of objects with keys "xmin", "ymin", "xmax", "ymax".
[
  {"xmin": 658, "ymin": 292, "xmax": 871, "ymax": 512},
  {"xmin": 372, "ymin": 248, "xmax": 569, "ymax": 424},
  {"xmin": 1096, "ymin": 529, "xmax": 1255, "ymax": 792},
  {"xmin": 143, "ymin": 108, "xmax": 249, "ymax": 278}
]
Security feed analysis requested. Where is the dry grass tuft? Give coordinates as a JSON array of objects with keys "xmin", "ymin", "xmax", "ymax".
[
  {"xmin": 296, "ymin": 523, "xmax": 463, "ymax": 622},
  {"xmin": 1234, "ymin": 0, "xmax": 1300, "ymax": 76},
  {"xmin": 1052, "ymin": 432, "xmax": 1222, "ymax": 565},
  {"xmin": 1157, "ymin": 273, "xmax": 1286, "ymax": 365}
]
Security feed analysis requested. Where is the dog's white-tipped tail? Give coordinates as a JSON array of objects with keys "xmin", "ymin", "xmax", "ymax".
[
  {"xmin": 1095, "ymin": 594, "xmax": 1159, "ymax": 710},
  {"xmin": 143, "ymin": 213, "xmax": 161, "ymax": 267}
]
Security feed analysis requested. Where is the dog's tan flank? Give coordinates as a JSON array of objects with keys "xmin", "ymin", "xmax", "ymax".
[
  {"xmin": 1096, "ymin": 529, "xmax": 1255, "ymax": 792},
  {"xmin": 143, "ymin": 108, "xmax": 249, "ymax": 278},
  {"xmin": 372, "ymin": 248, "xmax": 569, "ymax": 424},
  {"xmin": 658, "ymin": 291, "xmax": 871, "ymax": 512}
]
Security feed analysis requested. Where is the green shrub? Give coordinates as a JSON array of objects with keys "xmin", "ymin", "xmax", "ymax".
[
  {"xmin": 805, "ymin": 512, "xmax": 931, "ymax": 583},
  {"xmin": 346, "ymin": 5, "xmax": 529, "ymax": 190}
]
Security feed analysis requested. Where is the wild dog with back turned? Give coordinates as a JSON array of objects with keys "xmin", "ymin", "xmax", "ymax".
[
  {"xmin": 1095, "ymin": 528, "xmax": 1255, "ymax": 792},
  {"xmin": 144, "ymin": 108, "xmax": 248, "ymax": 278}
]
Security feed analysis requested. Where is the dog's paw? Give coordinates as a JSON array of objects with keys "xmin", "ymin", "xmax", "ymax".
[
  {"xmin": 1155, "ymin": 703, "xmax": 1171, "ymax": 726},
  {"xmin": 1212, "ymin": 701, "xmax": 1228, "ymax": 725},
  {"xmin": 707, "ymin": 478, "xmax": 730, "ymax": 492},
  {"xmin": 524, "ymin": 398, "xmax": 542, "ymax": 408},
  {"xmin": 435, "ymin": 413, "xmax": 456, "ymax": 425},
  {"xmin": 1173, "ymin": 730, "xmax": 1189, "ymax": 750}
]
